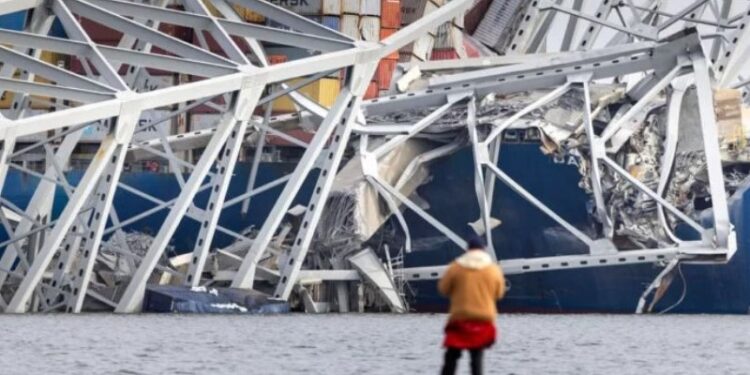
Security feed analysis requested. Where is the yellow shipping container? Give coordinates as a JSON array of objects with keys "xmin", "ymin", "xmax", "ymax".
[
  {"xmin": 244, "ymin": 11, "xmax": 266, "ymax": 23},
  {"xmin": 0, "ymin": 91, "xmax": 14, "ymax": 110},
  {"xmin": 40, "ymin": 51, "xmax": 64, "ymax": 67},
  {"xmin": 203, "ymin": 0, "xmax": 223, "ymax": 16},
  {"xmin": 0, "ymin": 52, "xmax": 64, "ymax": 109},
  {"xmin": 273, "ymin": 78, "xmax": 341, "ymax": 113},
  {"xmin": 232, "ymin": 4, "xmax": 266, "ymax": 23}
]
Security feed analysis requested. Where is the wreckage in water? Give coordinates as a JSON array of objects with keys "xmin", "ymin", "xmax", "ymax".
[{"xmin": 0, "ymin": 0, "xmax": 748, "ymax": 314}]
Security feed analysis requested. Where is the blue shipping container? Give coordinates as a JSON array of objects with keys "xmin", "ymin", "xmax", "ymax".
[
  {"xmin": 305, "ymin": 15, "xmax": 340, "ymax": 31},
  {"xmin": 0, "ymin": 11, "xmax": 26, "ymax": 31},
  {"xmin": 270, "ymin": 16, "xmax": 340, "ymax": 32}
]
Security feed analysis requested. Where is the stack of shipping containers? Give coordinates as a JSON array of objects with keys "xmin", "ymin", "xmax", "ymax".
[
  {"xmin": 0, "ymin": 1, "xmax": 482, "ymax": 167},
  {"xmin": 263, "ymin": 0, "xmax": 401, "ymax": 100}
]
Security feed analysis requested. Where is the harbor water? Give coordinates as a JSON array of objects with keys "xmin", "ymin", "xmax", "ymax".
[{"xmin": 1, "ymin": 314, "xmax": 748, "ymax": 374}]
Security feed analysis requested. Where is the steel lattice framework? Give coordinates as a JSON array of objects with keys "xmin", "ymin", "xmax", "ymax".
[{"xmin": 0, "ymin": 0, "xmax": 746, "ymax": 313}]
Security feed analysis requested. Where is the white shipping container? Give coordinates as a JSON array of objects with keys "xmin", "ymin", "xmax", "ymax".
[
  {"xmin": 423, "ymin": 0, "xmax": 440, "ymax": 19},
  {"xmin": 360, "ymin": 0, "xmax": 381, "ymax": 16},
  {"xmin": 133, "ymin": 110, "xmax": 174, "ymax": 143},
  {"xmin": 64, "ymin": 109, "xmax": 176, "ymax": 144},
  {"xmin": 341, "ymin": 14, "xmax": 360, "ymax": 39},
  {"xmin": 267, "ymin": 0, "xmax": 341, "ymax": 15},
  {"xmin": 134, "ymin": 74, "xmax": 175, "ymax": 95},
  {"xmin": 434, "ymin": 22, "xmax": 464, "ymax": 49},
  {"xmin": 79, "ymin": 121, "xmax": 109, "ymax": 143},
  {"xmin": 190, "ymin": 114, "xmax": 222, "ymax": 131},
  {"xmin": 359, "ymin": 16, "xmax": 381, "ymax": 42},
  {"xmin": 411, "ymin": 34, "xmax": 435, "ymax": 61},
  {"xmin": 342, "ymin": 0, "xmax": 360, "ymax": 14},
  {"xmin": 434, "ymin": 23, "xmax": 451, "ymax": 47}
]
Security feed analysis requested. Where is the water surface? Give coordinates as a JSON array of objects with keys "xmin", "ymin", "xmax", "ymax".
[{"xmin": 1, "ymin": 314, "xmax": 748, "ymax": 374}]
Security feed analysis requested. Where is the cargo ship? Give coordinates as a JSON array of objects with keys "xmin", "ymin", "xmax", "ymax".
[
  {"xmin": 2, "ymin": 1, "xmax": 749, "ymax": 315},
  {"xmin": 3, "ymin": 131, "xmax": 748, "ymax": 314}
]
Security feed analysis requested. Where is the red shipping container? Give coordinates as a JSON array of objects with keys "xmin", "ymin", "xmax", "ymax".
[
  {"xmin": 464, "ymin": 39, "xmax": 481, "ymax": 58},
  {"xmin": 193, "ymin": 32, "xmax": 252, "ymax": 56},
  {"xmin": 379, "ymin": 28, "xmax": 400, "ymax": 60},
  {"xmin": 430, "ymin": 48, "xmax": 459, "ymax": 61},
  {"xmin": 381, "ymin": 0, "xmax": 401, "ymax": 29},
  {"xmin": 376, "ymin": 59, "xmax": 397, "ymax": 90},
  {"xmin": 80, "ymin": 18, "xmax": 122, "ymax": 43},
  {"xmin": 430, "ymin": 40, "xmax": 482, "ymax": 60},
  {"xmin": 364, "ymin": 81, "xmax": 379, "ymax": 99},
  {"xmin": 158, "ymin": 23, "xmax": 193, "ymax": 42}
]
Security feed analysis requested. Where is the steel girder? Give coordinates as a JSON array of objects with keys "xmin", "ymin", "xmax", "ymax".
[
  {"xmin": 0, "ymin": 0, "xmax": 473, "ymax": 313},
  {"xmin": 0, "ymin": 0, "xmax": 744, "ymax": 313}
]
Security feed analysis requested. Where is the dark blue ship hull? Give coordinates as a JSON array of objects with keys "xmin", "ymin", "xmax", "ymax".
[
  {"xmin": 2, "ymin": 142, "xmax": 748, "ymax": 314},
  {"xmin": 404, "ymin": 143, "xmax": 750, "ymax": 314}
]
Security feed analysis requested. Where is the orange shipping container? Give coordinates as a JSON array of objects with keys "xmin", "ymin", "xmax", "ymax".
[
  {"xmin": 364, "ymin": 81, "xmax": 379, "ymax": 99},
  {"xmin": 381, "ymin": 0, "xmax": 401, "ymax": 28},
  {"xmin": 267, "ymin": 54, "xmax": 288, "ymax": 65},
  {"xmin": 376, "ymin": 59, "xmax": 397, "ymax": 90},
  {"xmin": 379, "ymin": 28, "xmax": 400, "ymax": 60}
]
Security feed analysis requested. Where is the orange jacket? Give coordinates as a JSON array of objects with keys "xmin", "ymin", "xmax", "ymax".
[{"xmin": 438, "ymin": 250, "xmax": 506, "ymax": 322}]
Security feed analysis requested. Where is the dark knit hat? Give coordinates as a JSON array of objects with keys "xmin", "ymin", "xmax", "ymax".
[{"xmin": 467, "ymin": 236, "xmax": 486, "ymax": 250}]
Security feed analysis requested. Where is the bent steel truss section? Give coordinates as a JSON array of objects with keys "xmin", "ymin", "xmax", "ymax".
[{"xmin": 0, "ymin": 0, "xmax": 744, "ymax": 313}]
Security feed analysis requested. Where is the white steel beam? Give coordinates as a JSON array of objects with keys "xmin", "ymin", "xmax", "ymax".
[
  {"xmin": 116, "ymin": 83, "xmax": 265, "ymax": 312},
  {"xmin": 6, "ymin": 135, "xmax": 122, "ymax": 313}
]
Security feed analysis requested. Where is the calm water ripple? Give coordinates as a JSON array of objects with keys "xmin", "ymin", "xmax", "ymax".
[{"xmin": 1, "ymin": 314, "xmax": 748, "ymax": 374}]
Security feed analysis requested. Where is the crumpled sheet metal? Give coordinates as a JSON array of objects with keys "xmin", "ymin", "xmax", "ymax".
[{"xmin": 314, "ymin": 139, "xmax": 433, "ymax": 257}]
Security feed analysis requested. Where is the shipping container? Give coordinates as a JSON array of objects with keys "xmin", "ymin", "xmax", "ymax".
[
  {"xmin": 376, "ymin": 59, "xmax": 397, "ymax": 90},
  {"xmin": 361, "ymin": 0, "xmax": 381, "ymax": 16},
  {"xmin": 49, "ymin": 19, "xmax": 67, "ymax": 38},
  {"xmin": 341, "ymin": 14, "xmax": 360, "ymax": 39},
  {"xmin": 342, "ymin": 0, "xmax": 360, "ymax": 14},
  {"xmin": 267, "ymin": 0, "xmax": 341, "ymax": 16},
  {"xmin": 0, "ymin": 11, "xmax": 26, "ymax": 31},
  {"xmin": 202, "ymin": 0, "xmax": 223, "ymax": 16},
  {"xmin": 265, "ymin": 45, "xmax": 318, "ymax": 61},
  {"xmin": 463, "ymin": 38, "xmax": 482, "ymax": 58},
  {"xmin": 411, "ymin": 34, "xmax": 435, "ymax": 61},
  {"xmin": 434, "ymin": 22, "xmax": 464, "ymax": 49},
  {"xmin": 400, "ymin": 0, "xmax": 426, "ymax": 26},
  {"xmin": 159, "ymin": 23, "xmax": 193, "ymax": 42},
  {"xmin": 265, "ymin": 19, "xmax": 291, "ymax": 31},
  {"xmin": 429, "ymin": 48, "xmax": 458, "ymax": 61},
  {"xmin": 273, "ymin": 78, "xmax": 341, "ymax": 112},
  {"xmin": 231, "ymin": 4, "xmax": 266, "ymax": 23},
  {"xmin": 266, "ymin": 128, "xmax": 315, "ymax": 147},
  {"xmin": 381, "ymin": 0, "xmax": 401, "ymax": 29},
  {"xmin": 190, "ymin": 113, "xmax": 222, "ymax": 132},
  {"xmin": 306, "ymin": 15, "xmax": 341, "ymax": 31},
  {"xmin": 0, "ymin": 92, "xmax": 14, "ymax": 110},
  {"xmin": 193, "ymin": 31, "xmax": 252, "ymax": 55},
  {"xmin": 267, "ymin": 54, "xmax": 289, "ymax": 65},
  {"xmin": 364, "ymin": 81, "xmax": 379, "ymax": 99},
  {"xmin": 80, "ymin": 18, "xmax": 122, "ymax": 43},
  {"xmin": 398, "ymin": 50, "xmax": 410, "ymax": 63},
  {"xmin": 40, "ymin": 51, "xmax": 64, "ymax": 67},
  {"xmin": 422, "ymin": 0, "xmax": 441, "ymax": 22},
  {"xmin": 379, "ymin": 28, "xmax": 400, "ymax": 59},
  {"xmin": 472, "ymin": 0, "xmax": 523, "ymax": 49},
  {"xmin": 133, "ymin": 110, "xmax": 175, "ymax": 142},
  {"xmin": 359, "ymin": 16, "xmax": 380, "ymax": 42},
  {"xmin": 464, "ymin": 0, "xmax": 492, "ymax": 34},
  {"xmin": 189, "ymin": 95, "xmax": 228, "ymax": 115}
]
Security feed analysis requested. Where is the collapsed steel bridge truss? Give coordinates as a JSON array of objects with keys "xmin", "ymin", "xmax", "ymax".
[{"xmin": 0, "ymin": 0, "xmax": 745, "ymax": 313}]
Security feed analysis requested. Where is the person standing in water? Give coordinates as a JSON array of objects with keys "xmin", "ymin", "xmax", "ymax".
[{"xmin": 438, "ymin": 237, "xmax": 506, "ymax": 375}]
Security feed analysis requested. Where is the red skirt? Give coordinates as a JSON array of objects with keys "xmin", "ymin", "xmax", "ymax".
[{"xmin": 443, "ymin": 320, "xmax": 497, "ymax": 350}]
